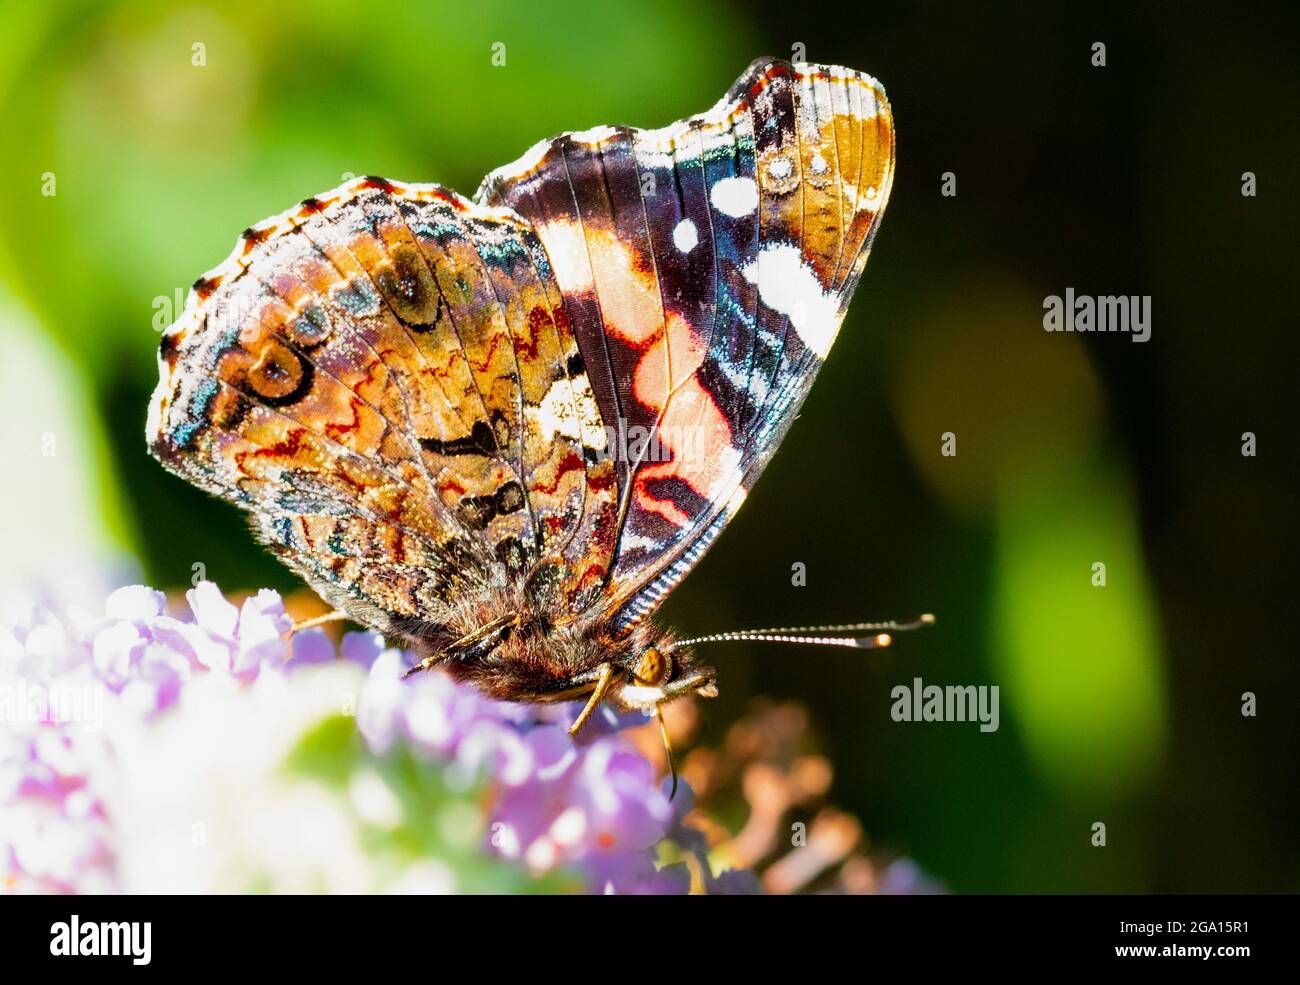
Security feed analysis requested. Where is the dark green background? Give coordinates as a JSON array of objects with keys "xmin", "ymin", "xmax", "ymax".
[{"xmin": 2, "ymin": 1, "xmax": 1295, "ymax": 891}]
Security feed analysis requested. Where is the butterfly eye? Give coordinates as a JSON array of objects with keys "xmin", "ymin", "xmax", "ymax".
[{"xmin": 634, "ymin": 647, "xmax": 669, "ymax": 686}]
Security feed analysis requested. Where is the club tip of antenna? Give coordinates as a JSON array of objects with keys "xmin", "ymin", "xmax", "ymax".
[
  {"xmin": 920, "ymin": 613, "xmax": 936, "ymax": 625},
  {"xmin": 874, "ymin": 633, "xmax": 892, "ymax": 648}
]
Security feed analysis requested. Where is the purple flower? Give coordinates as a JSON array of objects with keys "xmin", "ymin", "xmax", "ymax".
[
  {"xmin": 876, "ymin": 857, "xmax": 945, "ymax": 895},
  {"xmin": 351, "ymin": 646, "xmax": 694, "ymax": 893},
  {"xmin": 488, "ymin": 729, "xmax": 674, "ymax": 882},
  {"xmin": 1, "ymin": 581, "xmax": 744, "ymax": 894},
  {"xmin": 0, "ymin": 580, "xmax": 305, "ymax": 891}
]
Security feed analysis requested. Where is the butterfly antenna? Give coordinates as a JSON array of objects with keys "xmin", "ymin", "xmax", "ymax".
[
  {"xmin": 665, "ymin": 613, "xmax": 935, "ymax": 653},
  {"xmin": 657, "ymin": 706, "xmax": 679, "ymax": 801}
]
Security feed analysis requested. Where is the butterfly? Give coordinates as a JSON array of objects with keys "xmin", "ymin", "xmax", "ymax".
[{"xmin": 147, "ymin": 56, "xmax": 918, "ymax": 770}]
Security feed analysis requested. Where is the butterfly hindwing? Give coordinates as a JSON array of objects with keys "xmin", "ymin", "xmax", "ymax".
[{"xmin": 148, "ymin": 178, "xmax": 618, "ymax": 632}]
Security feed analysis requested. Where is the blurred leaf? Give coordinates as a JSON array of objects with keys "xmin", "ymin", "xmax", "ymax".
[{"xmin": 994, "ymin": 459, "xmax": 1166, "ymax": 797}]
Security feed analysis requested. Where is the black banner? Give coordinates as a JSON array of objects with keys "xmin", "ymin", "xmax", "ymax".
[{"xmin": 0, "ymin": 894, "xmax": 1282, "ymax": 972}]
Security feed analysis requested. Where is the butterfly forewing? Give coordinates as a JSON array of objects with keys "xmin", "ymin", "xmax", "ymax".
[{"xmin": 477, "ymin": 58, "xmax": 895, "ymax": 627}]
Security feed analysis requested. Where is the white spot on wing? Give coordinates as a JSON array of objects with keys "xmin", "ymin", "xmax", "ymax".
[
  {"xmin": 710, "ymin": 177, "xmax": 759, "ymax": 218},
  {"xmin": 534, "ymin": 375, "xmax": 586, "ymax": 444},
  {"xmin": 767, "ymin": 156, "xmax": 794, "ymax": 181},
  {"xmin": 741, "ymin": 244, "xmax": 841, "ymax": 359},
  {"xmin": 672, "ymin": 218, "xmax": 698, "ymax": 253}
]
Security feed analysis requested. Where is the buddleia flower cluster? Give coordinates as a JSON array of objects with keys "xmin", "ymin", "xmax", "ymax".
[{"xmin": 0, "ymin": 581, "xmax": 754, "ymax": 894}]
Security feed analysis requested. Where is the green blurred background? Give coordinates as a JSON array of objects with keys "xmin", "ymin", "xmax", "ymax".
[{"xmin": 2, "ymin": 0, "xmax": 1295, "ymax": 891}]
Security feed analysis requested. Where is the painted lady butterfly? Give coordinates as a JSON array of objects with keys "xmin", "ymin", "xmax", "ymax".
[{"xmin": 147, "ymin": 57, "xmax": 905, "ymax": 748}]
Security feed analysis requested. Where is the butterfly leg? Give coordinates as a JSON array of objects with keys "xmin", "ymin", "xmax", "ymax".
[
  {"xmin": 568, "ymin": 662, "xmax": 617, "ymax": 737},
  {"xmin": 401, "ymin": 652, "xmax": 450, "ymax": 679},
  {"xmin": 290, "ymin": 611, "xmax": 350, "ymax": 635},
  {"xmin": 656, "ymin": 706, "xmax": 679, "ymax": 800}
]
